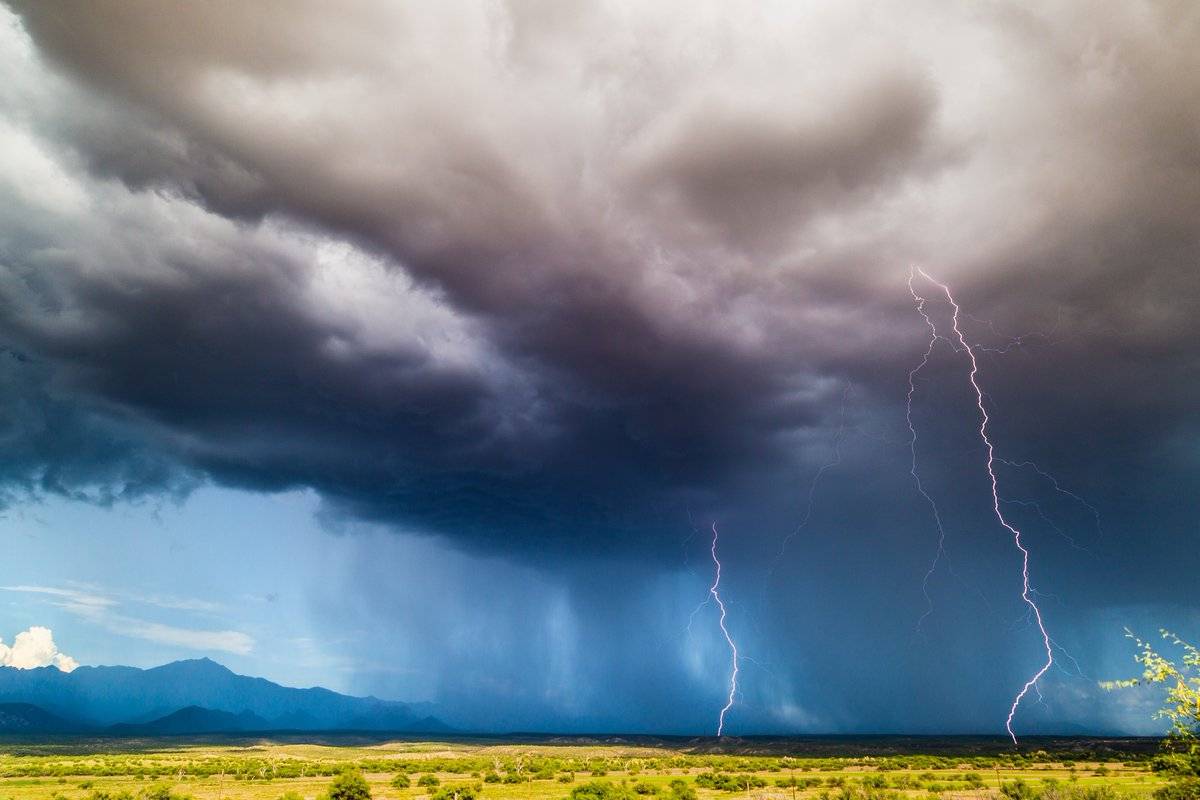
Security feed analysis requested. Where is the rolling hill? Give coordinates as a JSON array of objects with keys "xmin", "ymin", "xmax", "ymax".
[{"xmin": 0, "ymin": 702, "xmax": 81, "ymax": 733}]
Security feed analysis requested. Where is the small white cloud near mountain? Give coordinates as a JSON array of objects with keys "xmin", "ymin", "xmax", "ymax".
[{"xmin": 0, "ymin": 626, "xmax": 78, "ymax": 672}]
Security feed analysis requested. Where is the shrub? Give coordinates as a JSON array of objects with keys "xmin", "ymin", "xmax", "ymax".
[
  {"xmin": 1154, "ymin": 781, "xmax": 1200, "ymax": 800},
  {"xmin": 1045, "ymin": 789, "xmax": 1132, "ymax": 800},
  {"xmin": 993, "ymin": 783, "xmax": 1139, "ymax": 800},
  {"xmin": 568, "ymin": 781, "xmax": 637, "ymax": 800},
  {"xmin": 694, "ymin": 773, "xmax": 765, "ymax": 792},
  {"xmin": 89, "ymin": 790, "xmax": 134, "ymax": 800},
  {"xmin": 392, "ymin": 775, "xmax": 412, "ymax": 790},
  {"xmin": 418, "ymin": 776, "xmax": 441, "ymax": 789},
  {"xmin": 666, "ymin": 780, "xmax": 696, "ymax": 800},
  {"xmin": 430, "ymin": 785, "xmax": 478, "ymax": 800},
  {"xmin": 327, "ymin": 771, "xmax": 371, "ymax": 800},
  {"xmin": 1001, "ymin": 780, "xmax": 1039, "ymax": 800}
]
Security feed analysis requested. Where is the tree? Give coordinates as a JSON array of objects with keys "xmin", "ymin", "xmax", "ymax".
[
  {"xmin": 327, "ymin": 771, "xmax": 372, "ymax": 800},
  {"xmin": 1103, "ymin": 629, "xmax": 1200, "ymax": 798}
]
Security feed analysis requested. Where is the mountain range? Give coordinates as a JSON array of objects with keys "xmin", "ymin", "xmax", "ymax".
[{"xmin": 0, "ymin": 658, "xmax": 449, "ymax": 735}]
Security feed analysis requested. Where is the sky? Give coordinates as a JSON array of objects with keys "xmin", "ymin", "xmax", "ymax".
[{"xmin": 0, "ymin": 0, "xmax": 1197, "ymax": 736}]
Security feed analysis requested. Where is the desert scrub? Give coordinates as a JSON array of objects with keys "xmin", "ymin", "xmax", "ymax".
[
  {"xmin": 430, "ymin": 784, "xmax": 480, "ymax": 800},
  {"xmin": 325, "ymin": 771, "xmax": 370, "ymax": 800},
  {"xmin": 568, "ymin": 782, "xmax": 636, "ymax": 800}
]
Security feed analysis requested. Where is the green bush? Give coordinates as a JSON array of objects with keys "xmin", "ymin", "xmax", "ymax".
[
  {"xmin": 89, "ymin": 789, "xmax": 134, "ymax": 800},
  {"xmin": 429, "ymin": 784, "xmax": 478, "ymax": 800},
  {"xmin": 327, "ymin": 771, "xmax": 371, "ymax": 800},
  {"xmin": 694, "ymin": 773, "xmax": 766, "ymax": 792},
  {"xmin": 1153, "ymin": 780, "xmax": 1200, "ymax": 800},
  {"xmin": 1047, "ymin": 788, "xmax": 1132, "ymax": 800},
  {"xmin": 666, "ymin": 780, "xmax": 696, "ymax": 800},
  {"xmin": 816, "ymin": 788, "xmax": 903, "ymax": 800},
  {"xmin": 568, "ymin": 781, "xmax": 636, "ymax": 800},
  {"xmin": 1001, "ymin": 780, "xmax": 1040, "ymax": 800},
  {"xmin": 418, "ymin": 775, "xmax": 441, "ymax": 789},
  {"xmin": 392, "ymin": 775, "xmax": 412, "ymax": 790},
  {"xmin": 994, "ymin": 782, "xmax": 1138, "ymax": 800}
]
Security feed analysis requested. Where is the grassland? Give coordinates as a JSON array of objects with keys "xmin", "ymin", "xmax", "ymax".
[{"xmin": 0, "ymin": 736, "xmax": 1171, "ymax": 800}]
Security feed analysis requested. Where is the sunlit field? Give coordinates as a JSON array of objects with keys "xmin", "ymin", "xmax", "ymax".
[{"xmin": 0, "ymin": 737, "xmax": 1170, "ymax": 800}]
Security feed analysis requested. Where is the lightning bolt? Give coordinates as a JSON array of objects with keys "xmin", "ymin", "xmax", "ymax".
[
  {"xmin": 908, "ymin": 266, "xmax": 1054, "ymax": 745},
  {"xmin": 998, "ymin": 458, "xmax": 1104, "ymax": 543},
  {"xmin": 965, "ymin": 307, "xmax": 1065, "ymax": 355},
  {"xmin": 708, "ymin": 522, "xmax": 739, "ymax": 737},
  {"xmin": 906, "ymin": 289, "xmax": 951, "ymax": 632}
]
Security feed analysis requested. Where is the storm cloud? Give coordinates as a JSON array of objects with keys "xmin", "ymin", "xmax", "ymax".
[{"xmin": 0, "ymin": 1, "xmax": 1197, "ymax": 733}]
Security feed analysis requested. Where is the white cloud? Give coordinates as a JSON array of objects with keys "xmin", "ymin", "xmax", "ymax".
[
  {"xmin": 2, "ymin": 585, "xmax": 116, "ymax": 613},
  {"xmin": 114, "ymin": 619, "xmax": 253, "ymax": 656},
  {"xmin": 0, "ymin": 625, "xmax": 78, "ymax": 672},
  {"xmin": 2, "ymin": 585, "xmax": 254, "ymax": 656}
]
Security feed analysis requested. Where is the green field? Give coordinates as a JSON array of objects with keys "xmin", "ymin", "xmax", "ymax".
[{"xmin": 0, "ymin": 737, "xmax": 1174, "ymax": 800}]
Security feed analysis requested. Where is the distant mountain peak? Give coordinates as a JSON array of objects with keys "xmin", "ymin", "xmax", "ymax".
[
  {"xmin": 0, "ymin": 657, "xmax": 449, "ymax": 735},
  {"xmin": 155, "ymin": 657, "xmax": 233, "ymax": 673}
]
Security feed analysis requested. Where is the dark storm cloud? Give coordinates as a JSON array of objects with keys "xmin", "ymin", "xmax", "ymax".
[
  {"xmin": 0, "ymin": 346, "xmax": 193, "ymax": 507},
  {"xmin": 0, "ymin": 0, "xmax": 1191, "ymax": 566},
  {"xmin": 0, "ymin": 0, "xmax": 1198, "ymax": 560}
]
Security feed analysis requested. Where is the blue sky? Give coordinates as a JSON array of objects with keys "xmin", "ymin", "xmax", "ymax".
[
  {"xmin": 2, "ymin": 487, "xmax": 579, "ymax": 706},
  {"xmin": 3, "ymin": 489, "xmax": 349, "ymax": 686}
]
